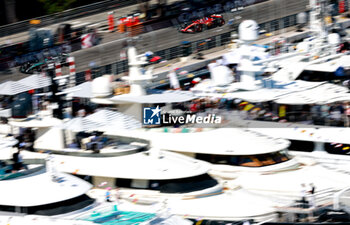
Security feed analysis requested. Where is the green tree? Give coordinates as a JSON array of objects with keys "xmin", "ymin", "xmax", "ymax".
[{"xmin": 38, "ymin": 0, "xmax": 77, "ymax": 14}]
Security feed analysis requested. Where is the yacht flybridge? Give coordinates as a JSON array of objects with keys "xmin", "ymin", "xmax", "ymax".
[
  {"xmin": 0, "ymin": 165, "xmax": 94, "ymax": 216},
  {"xmin": 109, "ymin": 128, "xmax": 298, "ymax": 175},
  {"xmin": 0, "ymin": 158, "xmax": 97, "ymax": 224}
]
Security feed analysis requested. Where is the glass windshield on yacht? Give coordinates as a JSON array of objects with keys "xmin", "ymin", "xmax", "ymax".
[
  {"xmin": 195, "ymin": 150, "xmax": 290, "ymax": 167},
  {"xmin": 0, "ymin": 194, "xmax": 95, "ymax": 215},
  {"xmin": 115, "ymin": 174, "xmax": 218, "ymax": 193}
]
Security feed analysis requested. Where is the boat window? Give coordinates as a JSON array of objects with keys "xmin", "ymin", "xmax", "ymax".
[
  {"xmin": 72, "ymin": 174, "xmax": 93, "ymax": 184},
  {"xmin": 325, "ymin": 143, "xmax": 350, "ymax": 155},
  {"xmin": 131, "ymin": 179, "xmax": 149, "ymax": 189},
  {"xmin": 297, "ymin": 70, "xmax": 350, "ymax": 82},
  {"xmin": 288, "ymin": 140, "xmax": 314, "ymax": 152},
  {"xmin": 116, "ymin": 178, "xmax": 132, "ymax": 188},
  {"xmin": 157, "ymin": 174, "xmax": 218, "ymax": 194},
  {"xmin": 195, "ymin": 151, "xmax": 291, "ymax": 167},
  {"xmin": 0, "ymin": 194, "xmax": 95, "ymax": 216},
  {"xmin": 0, "ymin": 205, "xmax": 16, "ymax": 212},
  {"xmin": 115, "ymin": 174, "xmax": 218, "ymax": 194}
]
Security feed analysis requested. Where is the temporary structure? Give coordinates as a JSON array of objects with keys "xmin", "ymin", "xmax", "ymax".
[
  {"xmin": 0, "ymin": 81, "xmax": 32, "ymax": 96},
  {"xmin": 61, "ymin": 109, "xmax": 141, "ymax": 132},
  {"xmin": 17, "ymin": 74, "xmax": 51, "ymax": 90}
]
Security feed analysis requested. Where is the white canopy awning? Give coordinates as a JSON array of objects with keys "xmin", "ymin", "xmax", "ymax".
[
  {"xmin": 111, "ymin": 90, "xmax": 196, "ymax": 104},
  {"xmin": 0, "ymin": 108, "xmax": 11, "ymax": 118},
  {"xmin": 193, "ymin": 79, "xmax": 350, "ymax": 105},
  {"xmin": 0, "ymin": 74, "xmax": 51, "ymax": 96},
  {"xmin": 61, "ymin": 117, "xmax": 103, "ymax": 132},
  {"xmin": 61, "ymin": 109, "xmax": 141, "ymax": 132},
  {"xmin": 275, "ymin": 83, "xmax": 349, "ymax": 105},
  {"xmin": 222, "ymin": 89, "xmax": 289, "ymax": 102},
  {"xmin": 0, "ymin": 81, "xmax": 32, "ymax": 96},
  {"xmin": 17, "ymin": 74, "xmax": 51, "ymax": 90},
  {"xmin": 84, "ymin": 109, "xmax": 141, "ymax": 130},
  {"xmin": 65, "ymin": 81, "xmax": 92, "ymax": 99},
  {"xmin": 9, "ymin": 116, "xmax": 63, "ymax": 128}
]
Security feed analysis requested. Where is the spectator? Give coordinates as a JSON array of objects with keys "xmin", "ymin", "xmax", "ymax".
[
  {"xmin": 344, "ymin": 102, "xmax": 350, "ymax": 127},
  {"xmin": 300, "ymin": 183, "xmax": 308, "ymax": 206},
  {"xmin": 12, "ymin": 148, "xmax": 27, "ymax": 171},
  {"xmin": 278, "ymin": 105, "xmax": 286, "ymax": 120},
  {"xmin": 308, "ymin": 183, "xmax": 316, "ymax": 208},
  {"xmin": 320, "ymin": 104, "xmax": 330, "ymax": 125},
  {"xmin": 105, "ymin": 187, "xmax": 112, "ymax": 202},
  {"xmin": 329, "ymin": 104, "xmax": 343, "ymax": 126},
  {"xmin": 310, "ymin": 104, "xmax": 321, "ymax": 124},
  {"xmin": 77, "ymin": 105, "xmax": 86, "ymax": 117},
  {"xmin": 190, "ymin": 100, "xmax": 199, "ymax": 113}
]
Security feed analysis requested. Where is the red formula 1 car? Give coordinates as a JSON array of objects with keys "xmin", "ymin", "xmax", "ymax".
[{"xmin": 179, "ymin": 14, "xmax": 225, "ymax": 33}]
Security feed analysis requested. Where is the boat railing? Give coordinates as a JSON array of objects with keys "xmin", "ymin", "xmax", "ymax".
[
  {"xmin": 333, "ymin": 186, "xmax": 350, "ymax": 212},
  {"xmin": 59, "ymin": 201, "xmax": 102, "ymax": 219},
  {"xmin": 71, "ymin": 201, "xmax": 170, "ymax": 224},
  {"xmin": 291, "ymin": 152, "xmax": 350, "ymax": 172},
  {"xmin": 0, "ymin": 162, "xmax": 45, "ymax": 180},
  {"xmin": 35, "ymin": 134, "xmax": 150, "ymax": 157},
  {"xmin": 248, "ymin": 187, "xmax": 336, "ymax": 208}
]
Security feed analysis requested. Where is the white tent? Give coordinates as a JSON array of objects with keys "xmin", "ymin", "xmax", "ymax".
[
  {"xmin": 65, "ymin": 81, "xmax": 92, "ymax": 99},
  {"xmin": 193, "ymin": 79, "xmax": 350, "ymax": 105},
  {"xmin": 61, "ymin": 117, "xmax": 103, "ymax": 132},
  {"xmin": 326, "ymin": 94, "xmax": 350, "ymax": 103},
  {"xmin": 62, "ymin": 109, "xmax": 141, "ymax": 132},
  {"xmin": 0, "ymin": 81, "xmax": 32, "ymax": 96},
  {"xmin": 111, "ymin": 90, "xmax": 196, "ymax": 104},
  {"xmin": 0, "ymin": 108, "xmax": 11, "ymax": 117},
  {"xmin": 84, "ymin": 109, "xmax": 141, "ymax": 130},
  {"xmin": 222, "ymin": 89, "xmax": 289, "ymax": 102},
  {"xmin": 17, "ymin": 74, "xmax": 51, "ymax": 90},
  {"xmin": 275, "ymin": 83, "xmax": 349, "ymax": 105}
]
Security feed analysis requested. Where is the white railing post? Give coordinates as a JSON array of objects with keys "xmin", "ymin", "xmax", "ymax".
[{"xmin": 333, "ymin": 187, "xmax": 350, "ymax": 210}]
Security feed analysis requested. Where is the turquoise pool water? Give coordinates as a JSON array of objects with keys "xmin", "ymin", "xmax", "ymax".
[{"xmin": 81, "ymin": 210, "xmax": 157, "ymax": 225}]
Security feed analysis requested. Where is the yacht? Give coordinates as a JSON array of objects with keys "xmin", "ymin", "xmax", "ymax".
[
  {"xmin": 108, "ymin": 128, "xmax": 350, "ymax": 206},
  {"xmin": 246, "ymin": 122, "xmax": 350, "ymax": 172},
  {"xmin": 52, "ymin": 150, "xmax": 283, "ymax": 222},
  {"xmin": 190, "ymin": 0, "xmax": 350, "ymax": 98},
  {"xmin": 0, "ymin": 123, "xmax": 286, "ymax": 223},
  {"xmin": 0, "ymin": 157, "xmax": 97, "ymax": 224},
  {"xmin": 0, "ymin": 149, "xmax": 194, "ymax": 225}
]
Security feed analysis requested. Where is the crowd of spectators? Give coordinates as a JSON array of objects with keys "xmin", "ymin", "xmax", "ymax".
[{"xmin": 173, "ymin": 97, "xmax": 350, "ymax": 127}]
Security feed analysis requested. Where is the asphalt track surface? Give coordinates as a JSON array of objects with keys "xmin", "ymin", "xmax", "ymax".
[
  {"xmin": 0, "ymin": 0, "xmax": 308, "ymax": 82},
  {"xmin": 72, "ymin": 0, "xmax": 307, "ymax": 72}
]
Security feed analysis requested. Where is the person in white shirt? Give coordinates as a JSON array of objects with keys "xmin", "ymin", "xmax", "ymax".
[{"xmin": 300, "ymin": 183, "xmax": 307, "ymax": 204}]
